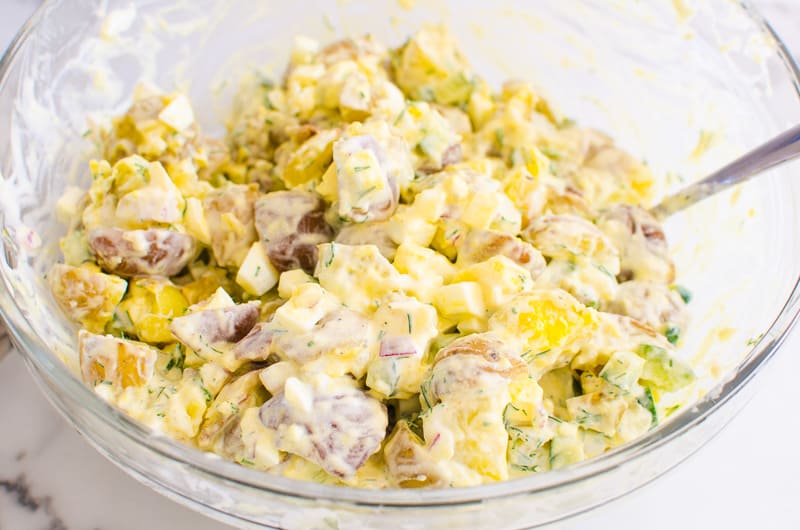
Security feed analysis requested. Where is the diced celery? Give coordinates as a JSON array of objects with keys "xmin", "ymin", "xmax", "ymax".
[
  {"xmin": 638, "ymin": 344, "xmax": 695, "ymax": 392},
  {"xmin": 600, "ymin": 350, "xmax": 646, "ymax": 393}
]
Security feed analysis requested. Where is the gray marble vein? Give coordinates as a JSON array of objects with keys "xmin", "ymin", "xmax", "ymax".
[{"xmin": 0, "ymin": 474, "xmax": 68, "ymax": 530}]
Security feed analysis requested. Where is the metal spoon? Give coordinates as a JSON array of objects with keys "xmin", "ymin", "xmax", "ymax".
[{"xmin": 650, "ymin": 123, "xmax": 800, "ymax": 220}]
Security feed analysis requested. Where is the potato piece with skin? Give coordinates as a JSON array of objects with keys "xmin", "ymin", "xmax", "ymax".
[
  {"xmin": 78, "ymin": 330, "xmax": 157, "ymax": 389},
  {"xmin": 384, "ymin": 420, "xmax": 447, "ymax": 488},
  {"xmin": 203, "ymin": 183, "xmax": 260, "ymax": 268},
  {"xmin": 271, "ymin": 307, "xmax": 373, "ymax": 379},
  {"xmin": 169, "ymin": 302, "xmax": 260, "ymax": 368},
  {"xmin": 259, "ymin": 373, "xmax": 388, "ymax": 479},
  {"xmin": 254, "ymin": 190, "xmax": 334, "ymax": 274},
  {"xmin": 427, "ymin": 332, "xmax": 526, "ymax": 403},
  {"xmin": 88, "ymin": 227, "xmax": 196, "ymax": 278},
  {"xmin": 522, "ymin": 214, "xmax": 620, "ymax": 276},
  {"xmin": 333, "ymin": 134, "xmax": 399, "ymax": 223},
  {"xmin": 49, "ymin": 264, "xmax": 127, "ymax": 333},
  {"xmin": 233, "ymin": 321, "xmax": 276, "ymax": 362},
  {"xmin": 197, "ymin": 370, "xmax": 270, "ymax": 453},
  {"xmin": 335, "ymin": 221, "xmax": 398, "ymax": 260},
  {"xmin": 418, "ymin": 332, "xmax": 520, "ymax": 483},
  {"xmin": 392, "ymin": 24, "xmax": 475, "ymax": 106},
  {"xmin": 605, "ymin": 281, "xmax": 688, "ymax": 340},
  {"xmin": 596, "ymin": 204, "xmax": 674, "ymax": 284},
  {"xmin": 340, "ymin": 120, "xmax": 415, "ymax": 197},
  {"xmin": 456, "ymin": 229, "xmax": 546, "ymax": 280}
]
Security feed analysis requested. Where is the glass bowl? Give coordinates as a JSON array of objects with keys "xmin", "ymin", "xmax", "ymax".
[{"xmin": 1, "ymin": 1, "xmax": 799, "ymax": 528}]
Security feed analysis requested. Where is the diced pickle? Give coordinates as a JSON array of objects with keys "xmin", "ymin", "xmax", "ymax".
[
  {"xmin": 117, "ymin": 278, "xmax": 189, "ymax": 343},
  {"xmin": 637, "ymin": 344, "xmax": 695, "ymax": 392}
]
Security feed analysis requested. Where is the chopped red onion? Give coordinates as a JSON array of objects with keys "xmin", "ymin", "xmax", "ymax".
[{"xmin": 379, "ymin": 335, "xmax": 418, "ymax": 358}]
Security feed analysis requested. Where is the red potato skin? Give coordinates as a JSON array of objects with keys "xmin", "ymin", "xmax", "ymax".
[
  {"xmin": 254, "ymin": 191, "xmax": 334, "ymax": 273},
  {"xmin": 88, "ymin": 227, "xmax": 195, "ymax": 277},
  {"xmin": 259, "ymin": 386, "xmax": 387, "ymax": 478},
  {"xmin": 170, "ymin": 303, "xmax": 260, "ymax": 354}
]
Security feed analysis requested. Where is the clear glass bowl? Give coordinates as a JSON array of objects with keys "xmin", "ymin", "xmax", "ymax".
[{"xmin": 1, "ymin": 1, "xmax": 799, "ymax": 528}]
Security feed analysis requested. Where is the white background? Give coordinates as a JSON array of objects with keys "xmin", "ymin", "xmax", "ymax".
[{"xmin": 0, "ymin": 1, "xmax": 798, "ymax": 529}]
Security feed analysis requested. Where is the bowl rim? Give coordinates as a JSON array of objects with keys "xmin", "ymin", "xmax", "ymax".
[{"xmin": 1, "ymin": 0, "xmax": 800, "ymax": 509}]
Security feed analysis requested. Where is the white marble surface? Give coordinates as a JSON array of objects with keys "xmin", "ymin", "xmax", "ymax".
[{"xmin": 1, "ymin": 1, "xmax": 800, "ymax": 529}]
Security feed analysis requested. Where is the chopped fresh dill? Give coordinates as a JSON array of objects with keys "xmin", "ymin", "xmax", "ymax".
[
  {"xmin": 671, "ymin": 284, "xmax": 692, "ymax": 304},
  {"xmin": 325, "ymin": 243, "xmax": 336, "ymax": 267},
  {"xmin": 200, "ymin": 384, "xmax": 213, "ymax": 404},
  {"xmin": 358, "ymin": 185, "xmax": 377, "ymax": 200},
  {"xmin": 665, "ymin": 326, "xmax": 680, "ymax": 345},
  {"xmin": 495, "ymin": 128, "xmax": 504, "ymax": 147}
]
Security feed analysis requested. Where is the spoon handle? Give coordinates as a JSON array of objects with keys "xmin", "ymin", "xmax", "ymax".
[{"xmin": 650, "ymin": 123, "xmax": 800, "ymax": 220}]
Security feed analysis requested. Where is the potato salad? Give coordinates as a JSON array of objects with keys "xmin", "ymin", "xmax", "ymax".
[{"xmin": 49, "ymin": 26, "xmax": 694, "ymax": 488}]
